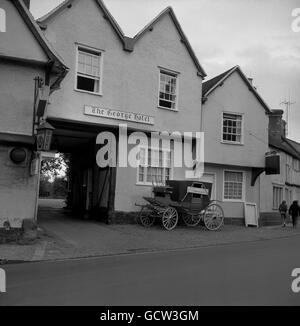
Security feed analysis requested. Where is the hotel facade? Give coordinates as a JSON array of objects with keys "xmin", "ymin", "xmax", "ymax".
[{"xmin": 36, "ymin": 0, "xmax": 206, "ymax": 222}]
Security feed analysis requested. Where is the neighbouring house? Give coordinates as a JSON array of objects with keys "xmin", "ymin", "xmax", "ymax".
[
  {"xmin": 259, "ymin": 109, "xmax": 300, "ymax": 225},
  {"xmin": 201, "ymin": 66, "xmax": 272, "ymax": 225},
  {"xmin": 36, "ymin": 0, "xmax": 206, "ymax": 223},
  {"xmin": 0, "ymin": 0, "xmax": 67, "ymax": 230}
]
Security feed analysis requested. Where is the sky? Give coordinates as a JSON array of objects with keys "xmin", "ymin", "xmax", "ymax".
[{"xmin": 30, "ymin": 0, "xmax": 300, "ymax": 142}]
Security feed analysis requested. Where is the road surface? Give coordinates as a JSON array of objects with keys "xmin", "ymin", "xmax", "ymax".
[{"xmin": 1, "ymin": 235, "xmax": 300, "ymax": 305}]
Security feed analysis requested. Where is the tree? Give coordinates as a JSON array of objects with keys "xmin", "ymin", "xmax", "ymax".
[
  {"xmin": 39, "ymin": 174, "xmax": 51, "ymax": 197},
  {"xmin": 41, "ymin": 153, "xmax": 69, "ymax": 182},
  {"xmin": 52, "ymin": 177, "xmax": 68, "ymax": 198}
]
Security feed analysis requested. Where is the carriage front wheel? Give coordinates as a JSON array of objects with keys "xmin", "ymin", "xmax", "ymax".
[
  {"xmin": 162, "ymin": 207, "xmax": 178, "ymax": 231},
  {"xmin": 203, "ymin": 203, "xmax": 224, "ymax": 231},
  {"xmin": 139, "ymin": 206, "xmax": 155, "ymax": 227}
]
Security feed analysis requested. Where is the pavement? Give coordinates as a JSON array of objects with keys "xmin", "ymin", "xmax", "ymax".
[
  {"xmin": 1, "ymin": 199, "xmax": 300, "ymax": 263},
  {"xmin": 1, "ymin": 235, "xmax": 300, "ymax": 305}
]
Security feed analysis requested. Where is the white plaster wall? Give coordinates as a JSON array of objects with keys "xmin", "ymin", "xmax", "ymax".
[
  {"xmin": 0, "ymin": 1, "xmax": 55, "ymax": 227},
  {"xmin": 0, "ymin": 0, "xmax": 48, "ymax": 62},
  {"xmin": 0, "ymin": 63, "xmax": 45, "ymax": 135},
  {"xmin": 0, "ymin": 146, "xmax": 38, "ymax": 227},
  {"xmin": 202, "ymin": 71, "xmax": 269, "ymax": 168},
  {"xmin": 204, "ymin": 164, "xmax": 260, "ymax": 219},
  {"xmin": 43, "ymin": 0, "xmax": 203, "ymax": 134}
]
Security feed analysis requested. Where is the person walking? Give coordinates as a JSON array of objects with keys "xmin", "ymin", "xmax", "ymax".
[
  {"xmin": 289, "ymin": 200, "xmax": 300, "ymax": 229},
  {"xmin": 279, "ymin": 200, "xmax": 288, "ymax": 227}
]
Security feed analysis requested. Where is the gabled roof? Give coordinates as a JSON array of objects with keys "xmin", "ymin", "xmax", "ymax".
[
  {"xmin": 283, "ymin": 138, "xmax": 300, "ymax": 157},
  {"xmin": 7, "ymin": 0, "xmax": 68, "ymax": 91},
  {"xmin": 37, "ymin": 0, "xmax": 206, "ymax": 77},
  {"xmin": 37, "ymin": 0, "xmax": 125, "ymax": 44},
  {"xmin": 202, "ymin": 66, "xmax": 234, "ymax": 96},
  {"xmin": 270, "ymin": 137, "xmax": 300, "ymax": 160},
  {"xmin": 133, "ymin": 6, "xmax": 206, "ymax": 77},
  {"xmin": 11, "ymin": 0, "xmax": 67, "ymax": 70},
  {"xmin": 202, "ymin": 65, "xmax": 271, "ymax": 114}
]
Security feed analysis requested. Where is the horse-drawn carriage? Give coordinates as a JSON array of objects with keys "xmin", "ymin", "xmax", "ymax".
[{"xmin": 137, "ymin": 180, "xmax": 224, "ymax": 231}]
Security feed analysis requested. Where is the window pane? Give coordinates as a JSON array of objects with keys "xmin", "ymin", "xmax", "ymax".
[
  {"xmin": 78, "ymin": 53, "xmax": 85, "ymax": 64},
  {"xmin": 138, "ymin": 167, "xmax": 144, "ymax": 182},
  {"xmin": 77, "ymin": 76, "xmax": 100, "ymax": 93},
  {"xmin": 159, "ymin": 99, "xmax": 172, "ymax": 109},
  {"xmin": 78, "ymin": 63, "xmax": 85, "ymax": 74}
]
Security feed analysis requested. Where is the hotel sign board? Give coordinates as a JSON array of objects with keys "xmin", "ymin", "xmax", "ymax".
[{"xmin": 84, "ymin": 105, "xmax": 155, "ymax": 125}]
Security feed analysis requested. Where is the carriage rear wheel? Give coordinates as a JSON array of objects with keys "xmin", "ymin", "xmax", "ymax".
[
  {"xmin": 162, "ymin": 207, "xmax": 178, "ymax": 231},
  {"xmin": 203, "ymin": 203, "xmax": 224, "ymax": 231},
  {"xmin": 139, "ymin": 206, "xmax": 155, "ymax": 227},
  {"xmin": 182, "ymin": 212, "xmax": 202, "ymax": 227}
]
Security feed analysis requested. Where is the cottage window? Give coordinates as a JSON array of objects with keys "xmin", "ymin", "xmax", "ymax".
[
  {"xmin": 224, "ymin": 171, "xmax": 244, "ymax": 201},
  {"xmin": 76, "ymin": 46, "xmax": 102, "ymax": 94},
  {"xmin": 222, "ymin": 113, "xmax": 243, "ymax": 144},
  {"xmin": 293, "ymin": 158, "xmax": 300, "ymax": 172},
  {"xmin": 286, "ymin": 164, "xmax": 292, "ymax": 183},
  {"xmin": 273, "ymin": 186, "xmax": 283, "ymax": 209},
  {"xmin": 158, "ymin": 70, "xmax": 178, "ymax": 110},
  {"xmin": 138, "ymin": 148, "xmax": 172, "ymax": 185}
]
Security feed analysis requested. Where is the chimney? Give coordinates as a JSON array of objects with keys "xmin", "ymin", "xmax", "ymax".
[
  {"xmin": 248, "ymin": 77, "xmax": 257, "ymax": 90},
  {"xmin": 23, "ymin": 0, "xmax": 30, "ymax": 10},
  {"xmin": 269, "ymin": 109, "xmax": 286, "ymax": 143}
]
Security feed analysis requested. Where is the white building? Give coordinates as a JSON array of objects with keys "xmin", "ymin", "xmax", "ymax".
[
  {"xmin": 201, "ymin": 66, "xmax": 271, "ymax": 225},
  {"xmin": 36, "ymin": 0, "xmax": 206, "ymax": 222},
  {"xmin": 260, "ymin": 109, "xmax": 300, "ymax": 225}
]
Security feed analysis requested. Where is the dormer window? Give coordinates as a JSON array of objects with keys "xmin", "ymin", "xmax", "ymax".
[
  {"xmin": 75, "ymin": 45, "xmax": 103, "ymax": 95},
  {"xmin": 158, "ymin": 69, "xmax": 178, "ymax": 110}
]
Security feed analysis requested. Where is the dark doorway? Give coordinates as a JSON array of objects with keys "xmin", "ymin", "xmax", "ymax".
[{"xmin": 38, "ymin": 120, "xmax": 117, "ymax": 223}]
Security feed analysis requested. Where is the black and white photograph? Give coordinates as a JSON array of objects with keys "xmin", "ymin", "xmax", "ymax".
[{"xmin": 0, "ymin": 0, "xmax": 300, "ymax": 310}]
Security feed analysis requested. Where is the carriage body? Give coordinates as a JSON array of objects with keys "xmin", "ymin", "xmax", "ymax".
[{"xmin": 137, "ymin": 180, "xmax": 224, "ymax": 231}]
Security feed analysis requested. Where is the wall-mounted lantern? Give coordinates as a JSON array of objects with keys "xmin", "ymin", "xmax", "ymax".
[{"xmin": 36, "ymin": 122, "xmax": 55, "ymax": 151}]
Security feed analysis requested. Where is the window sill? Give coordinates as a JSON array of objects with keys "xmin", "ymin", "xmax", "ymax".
[
  {"xmin": 221, "ymin": 140, "xmax": 244, "ymax": 146},
  {"xmin": 223, "ymin": 199, "xmax": 245, "ymax": 203},
  {"xmin": 157, "ymin": 106, "xmax": 179, "ymax": 112},
  {"xmin": 74, "ymin": 88, "xmax": 103, "ymax": 97},
  {"xmin": 136, "ymin": 182, "xmax": 154, "ymax": 187}
]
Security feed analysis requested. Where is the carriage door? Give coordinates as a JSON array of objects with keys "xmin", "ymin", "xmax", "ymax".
[{"xmin": 200, "ymin": 173, "xmax": 216, "ymax": 200}]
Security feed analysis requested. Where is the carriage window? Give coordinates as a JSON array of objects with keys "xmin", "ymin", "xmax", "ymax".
[
  {"xmin": 223, "ymin": 171, "xmax": 244, "ymax": 201},
  {"xmin": 138, "ymin": 148, "xmax": 172, "ymax": 185}
]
